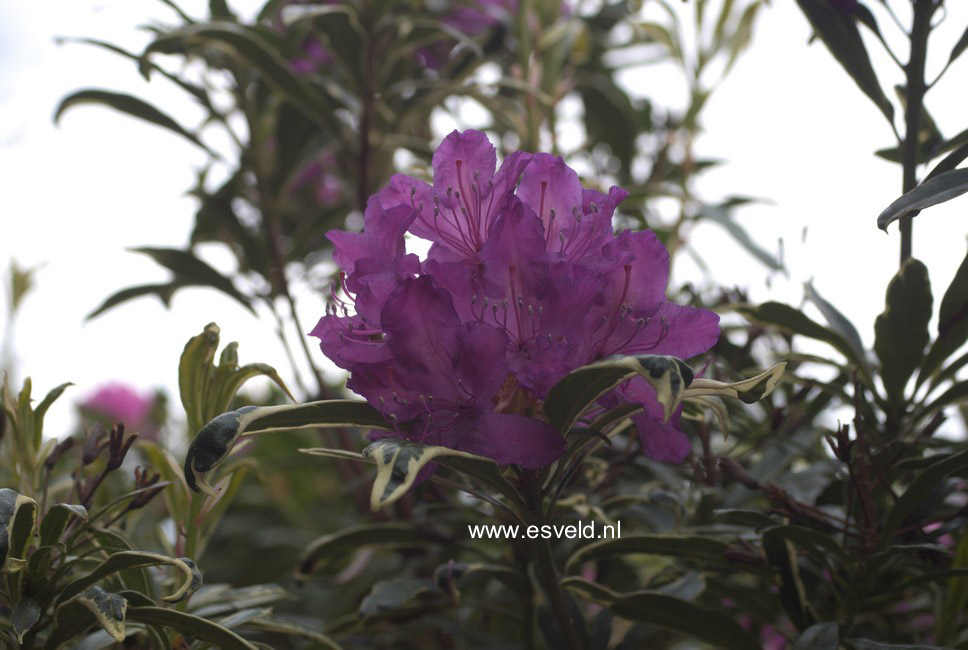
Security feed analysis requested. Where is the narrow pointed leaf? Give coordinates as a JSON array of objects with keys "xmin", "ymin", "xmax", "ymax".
[
  {"xmin": 565, "ymin": 534, "xmax": 730, "ymax": 574},
  {"xmin": 701, "ymin": 202, "xmax": 784, "ymax": 271},
  {"xmin": 143, "ymin": 22, "xmax": 337, "ymax": 131},
  {"xmin": 58, "ymin": 551, "xmax": 201, "ymax": 604},
  {"xmin": 804, "ymin": 282, "xmax": 867, "ymax": 366},
  {"xmin": 949, "ymin": 25, "xmax": 968, "ymax": 65},
  {"xmin": 179, "ymin": 322, "xmax": 222, "ymax": 434},
  {"xmin": 874, "ymin": 259, "xmax": 932, "ymax": 403},
  {"xmin": 920, "ymin": 248, "xmax": 968, "ymax": 384},
  {"xmin": 297, "ymin": 523, "xmax": 432, "ymax": 578},
  {"xmin": 877, "ymin": 168, "xmax": 968, "ymax": 231},
  {"xmin": 39, "ymin": 503, "xmax": 88, "ymax": 547},
  {"xmin": 561, "ymin": 577, "xmax": 760, "ymax": 650},
  {"xmin": 184, "ymin": 400, "xmax": 390, "ymax": 495},
  {"xmin": 795, "ymin": 0, "xmax": 893, "ymax": 123},
  {"xmin": 35, "ymin": 382, "xmax": 72, "ymax": 437},
  {"xmin": 86, "ymin": 282, "xmax": 180, "ymax": 320},
  {"xmin": 54, "ymin": 89, "xmax": 211, "ymax": 153},
  {"xmin": 881, "ymin": 448, "xmax": 968, "ymax": 545},
  {"xmin": 683, "ymin": 362, "xmax": 786, "ymax": 404},
  {"xmin": 131, "ymin": 247, "xmax": 255, "ymax": 314},
  {"xmin": 126, "ymin": 606, "xmax": 258, "ymax": 650},
  {"xmin": 545, "ymin": 355, "xmax": 694, "ymax": 435}
]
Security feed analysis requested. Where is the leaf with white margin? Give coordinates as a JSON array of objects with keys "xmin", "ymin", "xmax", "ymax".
[
  {"xmin": 184, "ymin": 400, "xmax": 391, "ymax": 496},
  {"xmin": 683, "ymin": 363, "xmax": 786, "ymax": 404},
  {"xmin": 362, "ymin": 438, "xmax": 510, "ymax": 511},
  {"xmin": 58, "ymin": 551, "xmax": 201, "ymax": 604},
  {"xmin": 49, "ymin": 586, "xmax": 127, "ymax": 647},
  {"xmin": 0, "ymin": 488, "xmax": 37, "ymax": 573},
  {"xmin": 877, "ymin": 167, "xmax": 968, "ymax": 231},
  {"xmin": 544, "ymin": 354, "xmax": 695, "ymax": 435}
]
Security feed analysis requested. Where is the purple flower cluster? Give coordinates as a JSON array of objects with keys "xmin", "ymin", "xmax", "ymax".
[{"xmin": 311, "ymin": 130, "xmax": 719, "ymax": 468}]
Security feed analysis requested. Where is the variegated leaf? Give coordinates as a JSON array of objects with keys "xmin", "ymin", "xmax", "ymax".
[
  {"xmin": 362, "ymin": 439, "xmax": 500, "ymax": 511},
  {"xmin": 58, "ymin": 551, "xmax": 201, "ymax": 604},
  {"xmin": 184, "ymin": 400, "xmax": 391, "ymax": 496},
  {"xmin": 544, "ymin": 354, "xmax": 695, "ymax": 434},
  {"xmin": 76, "ymin": 586, "xmax": 127, "ymax": 642},
  {"xmin": 0, "ymin": 488, "xmax": 37, "ymax": 573},
  {"xmin": 683, "ymin": 362, "xmax": 786, "ymax": 404}
]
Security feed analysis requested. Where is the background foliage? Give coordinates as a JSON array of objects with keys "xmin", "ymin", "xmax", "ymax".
[{"xmin": 3, "ymin": 0, "xmax": 968, "ymax": 648}]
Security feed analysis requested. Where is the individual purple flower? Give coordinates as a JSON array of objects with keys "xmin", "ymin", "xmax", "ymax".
[
  {"xmin": 312, "ymin": 129, "xmax": 719, "ymax": 467},
  {"xmin": 80, "ymin": 383, "xmax": 162, "ymax": 442}
]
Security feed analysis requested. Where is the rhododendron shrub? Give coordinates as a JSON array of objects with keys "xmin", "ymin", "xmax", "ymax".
[{"xmin": 311, "ymin": 129, "xmax": 720, "ymax": 466}]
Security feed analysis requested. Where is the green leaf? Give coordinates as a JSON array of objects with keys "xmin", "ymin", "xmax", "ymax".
[
  {"xmin": 561, "ymin": 577, "xmax": 760, "ymax": 650},
  {"xmin": 792, "ymin": 622, "xmax": 839, "ymax": 650},
  {"xmin": 53, "ymin": 89, "xmax": 211, "ymax": 153},
  {"xmin": 874, "ymin": 259, "xmax": 932, "ymax": 404},
  {"xmin": 359, "ymin": 577, "xmax": 432, "ymax": 618},
  {"xmin": 58, "ymin": 551, "xmax": 201, "ymax": 604},
  {"xmin": 244, "ymin": 616, "xmax": 344, "ymax": 649},
  {"xmin": 804, "ymin": 282, "xmax": 867, "ymax": 368},
  {"xmin": 179, "ymin": 322, "xmax": 222, "ymax": 434},
  {"xmin": 846, "ymin": 642, "xmax": 954, "ymax": 650},
  {"xmin": 877, "ymin": 168, "xmax": 968, "ymax": 231},
  {"xmin": 64, "ymin": 37, "xmax": 215, "ymax": 110},
  {"xmin": 762, "ymin": 528, "xmax": 813, "ymax": 629},
  {"xmin": 86, "ymin": 527, "xmax": 153, "ymax": 596},
  {"xmin": 948, "ymin": 24, "xmax": 968, "ymax": 66},
  {"xmin": 739, "ymin": 301, "xmax": 869, "ymax": 374},
  {"xmin": 0, "ymin": 488, "xmax": 37, "ymax": 573},
  {"xmin": 795, "ymin": 0, "xmax": 893, "ymax": 123},
  {"xmin": 131, "ymin": 247, "xmax": 255, "ymax": 314},
  {"xmin": 297, "ymin": 523, "xmax": 431, "ymax": 578},
  {"xmin": 880, "ymin": 448, "xmax": 968, "ymax": 545},
  {"xmin": 39, "ymin": 503, "xmax": 88, "ymax": 547},
  {"xmin": 12, "ymin": 597, "xmax": 41, "ymax": 644},
  {"xmin": 544, "ymin": 355, "xmax": 694, "ymax": 435},
  {"xmin": 713, "ymin": 508, "xmax": 777, "ymax": 529},
  {"xmin": 362, "ymin": 438, "xmax": 503, "ymax": 511},
  {"xmin": 938, "ymin": 533, "xmax": 968, "ymax": 644},
  {"xmin": 47, "ymin": 588, "xmax": 126, "ymax": 649},
  {"xmin": 700, "ymin": 201, "xmax": 784, "ymax": 272},
  {"xmin": 188, "ymin": 583, "xmax": 289, "ymax": 617},
  {"xmin": 143, "ymin": 22, "xmax": 338, "ymax": 131},
  {"xmin": 432, "ymin": 561, "xmax": 526, "ymax": 595},
  {"xmin": 184, "ymin": 400, "xmax": 390, "ymax": 496},
  {"xmin": 919, "ymin": 248, "xmax": 968, "ymax": 385},
  {"xmin": 126, "ymin": 606, "xmax": 259, "ymax": 650},
  {"xmin": 34, "ymin": 383, "xmax": 72, "ymax": 443},
  {"xmin": 564, "ymin": 534, "xmax": 729, "ymax": 573},
  {"xmin": 212, "ymin": 345, "xmax": 294, "ymax": 414},
  {"xmin": 86, "ymin": 282, "xmax": 181, "ymax": 319},
  {"xmin": 682, "ymin": 362, "xmax": 786, "ymax": 405}
]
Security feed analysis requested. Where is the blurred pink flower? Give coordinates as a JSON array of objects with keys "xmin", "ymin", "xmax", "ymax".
[{"xmin": 80, "ymin": 383, "xmax": 161, "ymax": 441}]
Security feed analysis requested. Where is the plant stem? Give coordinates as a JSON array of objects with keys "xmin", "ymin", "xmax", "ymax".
[
  {"xmin": 899, "ymin": 0, "xmax": 936, "ymax": 264},
  {"xmin": 523, "ymin": 479, "xmax": 581, "ymax": 650}
]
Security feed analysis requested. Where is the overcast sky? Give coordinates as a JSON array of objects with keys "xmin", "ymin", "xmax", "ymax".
[{"xmin": 2, "ymin": 0, "xmax": 966, "ymax": 439}]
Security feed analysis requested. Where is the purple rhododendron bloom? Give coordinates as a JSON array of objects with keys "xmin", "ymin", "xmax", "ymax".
[{"xmin": 311, "ymin": 129, "xmax": 720, "ymax": 467}]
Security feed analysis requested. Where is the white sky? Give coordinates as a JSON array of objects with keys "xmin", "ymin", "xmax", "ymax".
[{"xmin": 1, "ymin": 1, "xmax": 966, "ymax": 439}]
